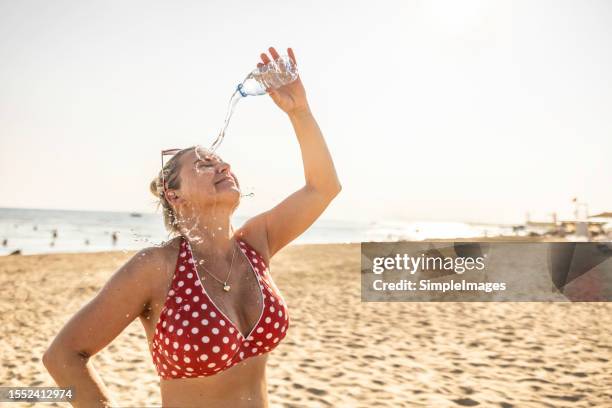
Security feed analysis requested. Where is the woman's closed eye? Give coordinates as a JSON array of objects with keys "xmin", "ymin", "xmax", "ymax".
[
  {"xmin": 195, "ymin": 158, "xmax": 217, "ymax": 170},
  {"xmin": 197, "ymin": 160, "xmax": 213, "ymax": 168}
]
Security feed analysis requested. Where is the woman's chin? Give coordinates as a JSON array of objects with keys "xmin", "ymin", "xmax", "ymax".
[{"xmin": 216, "ymin": 187, "xmax": 241, "ymax": 200}]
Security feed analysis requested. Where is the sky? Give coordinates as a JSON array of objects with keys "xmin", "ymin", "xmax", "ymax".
[{"xmin": 1, "ymin": 0, "xmax": 611, "ymax": 225}]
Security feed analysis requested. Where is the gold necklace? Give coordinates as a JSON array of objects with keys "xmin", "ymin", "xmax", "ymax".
[{"xmin": 192, "ymin": 240, "xmax": 237, "ymax": 292}]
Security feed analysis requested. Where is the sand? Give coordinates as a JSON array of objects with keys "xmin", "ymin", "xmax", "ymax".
[{"xmin": 0, "ymin": 243, "xmax": 611, "ymax": 407}]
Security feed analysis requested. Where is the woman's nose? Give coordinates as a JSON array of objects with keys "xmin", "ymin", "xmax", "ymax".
[{"xmin": 217, "ymin": 161, "xmax": 231, "ymax": 173}]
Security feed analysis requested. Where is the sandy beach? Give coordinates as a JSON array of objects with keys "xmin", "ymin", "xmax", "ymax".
[{"xmin": 1, "ymin": 242, "xmax": 611, "ymax": 407}]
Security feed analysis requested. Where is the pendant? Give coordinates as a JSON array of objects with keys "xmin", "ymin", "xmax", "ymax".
[{"xmin": 223, "ymin": 284, "xmax": 231, "ymax": 292}]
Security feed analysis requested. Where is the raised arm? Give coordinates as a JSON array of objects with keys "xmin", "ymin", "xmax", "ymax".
[
  {"xmin": 242, "ymin": 47, "xmax": 342, "ymax": 258},
  {"xmin": 42, "ymin": 248, "xmax": 159, "ymax": 407}
]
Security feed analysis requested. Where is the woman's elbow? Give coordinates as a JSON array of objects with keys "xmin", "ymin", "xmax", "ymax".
[
  {"xmin": 42, "ymin": 345, "xmax": 88, "ymax": 371},
  {"xmin": 42, "ymin": 349, "xmax": 61, "ymax": 373},
  {"xmin": 308, "ymin": 179, "xmax": 342, "ymax": 200},
  {"xmin": 42, "ymin": 346, "xmax": 62, "ymax": 370},
  {"xmin": 330, "ymin": 181, "xmax": 342, "ymax": 197},
  {"xmin": 42, "ymin": 342, "xmax": 58, "ymax": 366},
  {"xmin": 320, "ymin": 181, "xmax": 342, "ymax": 201}
]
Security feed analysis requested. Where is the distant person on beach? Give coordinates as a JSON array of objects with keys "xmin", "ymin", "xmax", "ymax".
[
  {"xmin": 43, "ymin": 46, "xmax": 341, "ymax": 408},
  {"xmin": 2, "ymin": 238, "xmax": 6, "ymax": 247},
  {"xmin": 111, "ymin": 232, "xmax": 118, "ymax": 246},
  {"xmin": 52, "ymin": 229, "xmax": 58, "ymax": 239}
]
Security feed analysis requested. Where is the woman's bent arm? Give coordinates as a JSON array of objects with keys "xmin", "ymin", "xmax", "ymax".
[
  {"xmin": 42, "ymin": 350, "xmax": 118, "ymax": 408},
  {"xmin": 263, "ymin": 108, "xmax": 341, "ymax": 256},
  {"xmin": 42, "ymin": 247, "xmax": 159, "ymax": 407},
  {"xmin": 240, "ymin": 47, "xmax": 342, "ymax": 258}
]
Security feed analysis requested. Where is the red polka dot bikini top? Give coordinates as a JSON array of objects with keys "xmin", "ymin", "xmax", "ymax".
[{"xmin": 150, "ymin": 236, "xmax": 290, "ymax": 379}]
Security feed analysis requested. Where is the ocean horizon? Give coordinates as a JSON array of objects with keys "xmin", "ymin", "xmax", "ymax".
[{"xmin": 0, "ymin": 207, "xmax": 515, "ymax": 256}]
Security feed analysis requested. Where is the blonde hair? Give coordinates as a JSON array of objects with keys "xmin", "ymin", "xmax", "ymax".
[{"xmin": 150, "ymin": 146, "xmax": 197, "ymax": 236}]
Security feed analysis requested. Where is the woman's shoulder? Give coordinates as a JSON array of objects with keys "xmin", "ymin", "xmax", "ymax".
[
  {"xmin": 139, "ymin": 236, "xmax": 183, "ymax": 264},
  {"xmin": 125, "ymin": 236, "xmax": 184, "ymax": 279},
  {"xmin": 117, "ymin": 237, "xmax": 183, "ymax": 304}
]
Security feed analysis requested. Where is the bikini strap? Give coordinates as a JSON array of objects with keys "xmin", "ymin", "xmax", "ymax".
[
  {"xmin": 169, "ymin": 237, "xmax": 189, "ymax": 286},
  {"xmin": 237, "ymin": 238, "xmax": 267, "ymax": 276}
]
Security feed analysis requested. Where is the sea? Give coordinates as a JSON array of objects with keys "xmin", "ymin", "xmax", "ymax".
[{"xmin": 0, "ymin": 208, "xmax": 514, "ymax": 256}]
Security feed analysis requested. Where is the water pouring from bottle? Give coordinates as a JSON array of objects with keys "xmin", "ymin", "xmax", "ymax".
[{"xmin": 208, "ymin": 55, "xmax": 299, "ymax": 153}]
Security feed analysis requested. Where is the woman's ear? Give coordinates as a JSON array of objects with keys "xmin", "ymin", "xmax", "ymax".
[{"xmin": 166, "ymin": 190, "xmax": 179, "ymax": 204}]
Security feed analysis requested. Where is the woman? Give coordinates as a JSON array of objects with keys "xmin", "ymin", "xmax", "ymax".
[{"xmin": 43, "ymin": 46, "xmax": 341, "ymax": 408}]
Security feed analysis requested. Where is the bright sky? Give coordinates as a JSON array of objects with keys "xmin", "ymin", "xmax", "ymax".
[{"xmin": 1, "ymin": 0, "xmax": 611, "ymax": 225}]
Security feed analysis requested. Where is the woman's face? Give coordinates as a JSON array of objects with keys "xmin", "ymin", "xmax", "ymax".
[{"xmin": 173, "ymin": 147, "xmax": 240, "ymax": 210}]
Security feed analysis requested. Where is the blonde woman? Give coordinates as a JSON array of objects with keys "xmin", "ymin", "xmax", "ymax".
[{"xmin": 43, "ymin": 46, "xmax": 341, "ymax": 408}]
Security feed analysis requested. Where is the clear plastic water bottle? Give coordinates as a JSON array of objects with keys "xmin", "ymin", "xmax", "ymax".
[{"xmin": 236, "ymin": 55, "xmax": 298, "ymax": 97}]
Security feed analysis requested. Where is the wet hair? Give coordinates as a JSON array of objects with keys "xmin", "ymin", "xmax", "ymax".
[{"xmin": 150, "ymin": 146, "xmax": 197, "ymax": 236}]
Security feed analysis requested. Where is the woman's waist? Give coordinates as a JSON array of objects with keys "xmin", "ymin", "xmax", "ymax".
[{"xmin": 160, "ymin": 358, "xmax": 268, "ymax": 407}]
